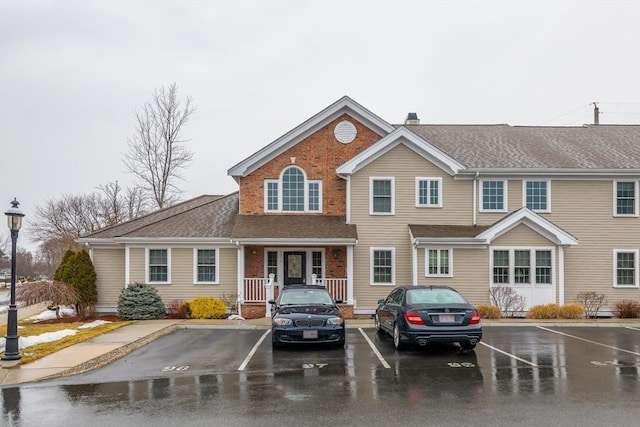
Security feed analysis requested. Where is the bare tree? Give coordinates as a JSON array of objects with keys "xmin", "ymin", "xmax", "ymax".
[
  {"xmin": 16, "ymin": 280, "xmax": 81, "ymax": 318},
  {"xmin": 123, "ymin": 83, "xmax": 195, "ymax": 209},
  {"xmin": 97, "ymin": 181, "xmax": 147, "ymax": 225},
  {"xmin": 489, "ymin": 285, "xmax": 527, "ymax": 318}
]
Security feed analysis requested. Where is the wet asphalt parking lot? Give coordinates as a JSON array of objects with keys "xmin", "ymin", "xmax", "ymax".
[{"xmin": 2, "ymin": 325, "xmax": 640, "ymax": 426}]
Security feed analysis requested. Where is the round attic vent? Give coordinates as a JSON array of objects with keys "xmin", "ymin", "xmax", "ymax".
[{"xmin": 334, "ymin": 120, "xmax": 357, "ymax": 144}]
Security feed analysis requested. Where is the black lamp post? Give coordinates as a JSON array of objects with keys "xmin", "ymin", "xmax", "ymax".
[{"xmin": 2, "ymin": 198, "xmax": 24, "ymax": 361}]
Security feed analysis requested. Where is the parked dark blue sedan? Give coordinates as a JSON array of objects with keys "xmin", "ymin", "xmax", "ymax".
[
  {"xmin": 375, "ymin": 286, "xmax": 482, "ymax": 351},
  {"xmin": 269, "ymin": 285, "xmax": 345, "ymax": 349}
]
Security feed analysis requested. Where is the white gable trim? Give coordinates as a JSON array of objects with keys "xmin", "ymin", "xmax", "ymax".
[
  {"xmin": 477, "ymin": 207, "xmax": 578, "ymax": 246},
  {"xmin": 227, "ymin": 96, "xmax": 394, "ymax": 178},
  {"xmin": 336, "ymin": 127, "xmax": 464, "ymax": 177}
]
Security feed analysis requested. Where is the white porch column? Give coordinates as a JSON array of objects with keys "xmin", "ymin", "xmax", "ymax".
[
  {"xmin": 265, "ymin": 273, "xmax": 275, "ymax": 318},
  {"xmin": 347, "ymin": 245, "xmax": 354, "ymax": 305},
  {"xmin": 558, "ymin": 245, "xmax": 565, "ymax": 305},
  {"xmin": 236, "ymin": 244, "xmax": 244, "ymax": 318},
  {"xmin": 412, "ymin": 245, "xmax": 418, "ymax": 286}
]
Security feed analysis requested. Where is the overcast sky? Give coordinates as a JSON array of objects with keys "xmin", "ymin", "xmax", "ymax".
[{"xmin": 1, "ymin": 0, "xmax": 639, "ymax": 251}]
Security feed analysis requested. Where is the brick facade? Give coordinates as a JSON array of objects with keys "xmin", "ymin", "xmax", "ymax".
[{"xmin": 238, "ymin": 114, "xmax": 382, "ymax": 215}]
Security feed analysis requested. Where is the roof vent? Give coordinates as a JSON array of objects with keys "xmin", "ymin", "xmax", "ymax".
[{"xmin": 405, "ymin": 112, "xmax": 419, "ymax": 125}]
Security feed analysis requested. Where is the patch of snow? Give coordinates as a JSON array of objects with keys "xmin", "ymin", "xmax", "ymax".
[
  {"xmin": 79, "ymin": 320, "xmax": 111, "ymax": 329},
  {"xmin": 227, "ymin": 314, "xmax": 245, "ymax": 320},
  {"xmin": 0, "ymin": 329, "xmax": 77, "ymax": 352}
]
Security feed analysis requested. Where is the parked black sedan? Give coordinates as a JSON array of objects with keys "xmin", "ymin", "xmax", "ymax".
[
  {"xmin": 375, "ymin": 286, "xmax": 482, "ymax": 351},
  {"xmin": 269, "ymin": 285, "xmax": 345, "ymax": 348}
]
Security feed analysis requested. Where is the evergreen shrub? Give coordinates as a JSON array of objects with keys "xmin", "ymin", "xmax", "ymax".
[
  {"xmin": 477, "ymin": 304, "xmax": 502, "ymax": 319},
  {"xmin": 189, "ymin": 297, "xmax": 227, "ymax": 319},
  {"xmin": 117, "ymin": 283, "xmax": 167, "ymax": 320}
]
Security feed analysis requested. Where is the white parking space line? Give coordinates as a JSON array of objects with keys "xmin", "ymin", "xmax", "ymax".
[
  {"xmin": 237, "ymin": 329, "xmax": 271, "ymax": 371},
  {"xmin": 358, "ymin": 328, "xmax": 391, "ymax": 369},
  {"xmin": 538, "ymin": 326, "xmax": 640, "ymax": 356},
  {"xmin": 626, "ymin": 326, "xmax": 640, "ymax": 332},
  {"xmin": 479, "ymin": 342, "xmax": 538, "ymax": 367}
]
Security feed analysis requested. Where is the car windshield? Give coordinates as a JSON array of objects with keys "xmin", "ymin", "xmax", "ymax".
[
  {"xmin": 406, "ymin": 288, "xmax": 467, "ymax": 305},
  {"xmin": 279, "ymin": 289, "xmax": 334, "ymax": 305}
]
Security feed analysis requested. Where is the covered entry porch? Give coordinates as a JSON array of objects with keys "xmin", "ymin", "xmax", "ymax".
[{"xmin": 231, "ymin": 214, "xmax": 358, "ymax": 318}]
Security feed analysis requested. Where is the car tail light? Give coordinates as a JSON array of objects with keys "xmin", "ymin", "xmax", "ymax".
[
  {"xmin": 470, "ymin": 311, "xmax": 481, "ymax": 324},
  {"xmin": 405, "ymin": 312, "xmax": 425, "ymax": 325}
]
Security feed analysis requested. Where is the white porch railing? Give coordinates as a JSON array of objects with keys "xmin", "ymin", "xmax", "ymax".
[
  {"xmin": 313, "ymin": 277, "xmax": 348, "ymax": 302},
  {"xmin": 242, "ymin": 277, "xmax": 348, "ymax": 303},
  {"xmin": 243, "ymin": 278, "xmax": 269, "ymax": 302}
]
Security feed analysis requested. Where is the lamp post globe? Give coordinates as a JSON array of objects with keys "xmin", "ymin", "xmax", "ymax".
[{"xmin": 2, "ymin": 198, "xmax": 24, "ymax": 361}]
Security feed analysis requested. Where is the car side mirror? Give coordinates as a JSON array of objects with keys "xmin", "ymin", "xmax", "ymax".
[
  {"xmin": 268, "ymin": 299, "xmax": 276, "ymax": 305},
  {"xmin": 377, "ymin": 299, "xmax": 385, "ymax": 304},
  {"xmin": 335, "ymin": 299, "xmax": 343, "ymax": 304}
]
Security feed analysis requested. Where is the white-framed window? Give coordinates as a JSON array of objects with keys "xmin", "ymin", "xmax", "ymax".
[
  {"xmin": 371, "ymin": 247, "xmax": 395, "ymax": 285},
  {"xmin": 193, "ymin": 248, "xmax": 219, "ymax": 284},
  {"xmin": 370, "ymin": 177, "xmax": 394, "ymax": 215},
  {"xmin": 491, "ymin": 248, "xmax": 553, "ymax": 286},
  {"xmin": 480, "ymin": 180, "xmax": 507, "ymax": 212},
  {"xmin": 415, "ymin": 177, "xmax": 442, "ymax": 208},
  {"xmin": 613, "ymin": 250, "xmax": 639, "ymax": 288},
  {"xmin": 613, "ymin": 181, "xmax": 638, "ymax": 217},
  {"xmin": 146, "ymin": 248, "xmax": 170, "ymax": 284},
  {"xmin": 263, "ymin": 166, "xmax": 322, "ymax": 213},
  {"xmin": 426, "ymin": 248, "xmax": 452, "ymax": 277},
  {"xmin": 523, "ymin": 180, "xmax": 550, "ymax": 212}
]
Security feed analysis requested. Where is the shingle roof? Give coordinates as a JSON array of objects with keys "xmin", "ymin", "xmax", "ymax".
[
  {"xmin": 405, "ymin": 124, "xmax": 640, "ymax": 169},
  {"xmin": 408, "ymin": 224, "xmax": 491, "ymax": 239},
  {"xmin": 232, "ymin": 215, "xmax": 357, "ymax": 240},
  {"xmin": 82, "ymin": 193, "xmax": 239, "ymax": 239}
]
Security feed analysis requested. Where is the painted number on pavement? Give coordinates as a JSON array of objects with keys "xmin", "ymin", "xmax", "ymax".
[
  {"xmin": 162, "ymin": 365, "xmax": 190, "ymax": 371},
  {"xmin": 447, "ymin": 362, "xmax": 476, "ymax": 368},
  {"xmin": 303, "ymin": 363, "xmax": 328, "ymax": 369}
]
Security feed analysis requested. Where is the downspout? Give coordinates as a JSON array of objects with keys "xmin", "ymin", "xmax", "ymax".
[
  {"xmin": 125, "ymin": 245, "xmax": 130, "ymax": 289},
  {"xmin": 473, "ymin": 171, "xmax": 479, "ymax": 225}
]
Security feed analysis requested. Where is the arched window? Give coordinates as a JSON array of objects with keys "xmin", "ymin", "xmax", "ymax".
[{"xmin": 264, "ymin": 166, "xmax": 322, "ymax": 213}]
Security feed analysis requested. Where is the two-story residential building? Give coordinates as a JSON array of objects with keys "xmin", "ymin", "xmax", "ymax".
[{"xmin": 78, "ymin": 96, "xmax": 640, "ymax": 318}]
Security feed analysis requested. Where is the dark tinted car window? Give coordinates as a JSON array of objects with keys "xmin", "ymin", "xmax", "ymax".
[
  {"xmin": 386, "ymin": 289, "xmax": 404, "ymax": 305},
  {"xmin": 407, "ymin": 288, "xmax": 467, "ymax": 304}
]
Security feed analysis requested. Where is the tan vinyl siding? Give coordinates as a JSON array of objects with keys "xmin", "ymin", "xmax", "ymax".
[
  {"xmin": 129, "ymin": 248, "xmax": 146, "ymax": 284},
  {"xmin": 416, "ymin": 247, "xmax": 490, "ymax": 306},
  {"xmin": 492, "ymin": 224, "xmax": 554, "ymax": 246},
  {"xmin": 93, "ymin": 248, "xmax": 125, "ymax": 307},
  {"xmin": 350, "ymin": 144, "xmax": 474, "ymax": 310},
  {"xmin": 546, "ymin": 180, "xmax": 640, "ymax": 307},
  {"xmin": 130, "ymin": 247, "xmax": 238, "ymax": 305}
]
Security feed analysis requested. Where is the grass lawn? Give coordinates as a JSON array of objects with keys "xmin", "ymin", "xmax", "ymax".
[{"xmin": 1, "ymin": 312, "xmax": 130, "ymax": 364}]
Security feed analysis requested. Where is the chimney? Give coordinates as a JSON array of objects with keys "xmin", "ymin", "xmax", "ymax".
[
  {"xmin": 592, "ymin": 102, "xmax": 599, "ymax": 125},
  {"xmin": 405, "ymin": 112, "xmax": 420, "ymax": 125}
]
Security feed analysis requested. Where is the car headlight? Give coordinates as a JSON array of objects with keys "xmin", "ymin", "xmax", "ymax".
[
  {"xmin": 326, "ymin": 317, "xmax": 344, "ymax": 325},
  {"xmin": 273, "ymin": 317, "xmax": 293, "ymax": 326}
]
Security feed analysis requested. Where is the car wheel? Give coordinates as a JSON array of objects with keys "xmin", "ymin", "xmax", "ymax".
[
  {"xmin": 374, "ymin": 313, "xmax": 382, "ymax": 332},
  {"xmin": 393, "ymin": 323, "xmax": 405, "ymax": 350},
  {"xmin": 460, "ymin": 342, "xmax": 476, "ymax": 351},
  {"xmin": 335, "ymin": 337, "xmax": 345, "ymax": 349}
]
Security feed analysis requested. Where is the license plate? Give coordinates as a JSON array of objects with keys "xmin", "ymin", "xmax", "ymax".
[
  {"xmin": 303, "ymin": 330, "xmax": 318, "ymax": 339},
  {"xmin": 439, "ymin": 315, "xmax": 455, "ymax": 323}
]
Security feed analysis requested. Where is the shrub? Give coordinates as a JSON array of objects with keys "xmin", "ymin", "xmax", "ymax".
[
  {"xmin": 189, "ymin": 297, "xmax": 227, "ymax": 319},
  {"xmin": 166, "ymin": 300, "xmax": 190, "ymax": 319},
  {"xmin": 477, "ymin": 304, "xmax": 502, "ymax": 319},
  {"xmin": 220, "ymin": 293, "xmax": 239, "ymax": 314},
  {"xmin": 527, "ymin": 304, "xmax": 560, "ymax": 319},
  {"xmin": 613, "ymin": 300, "xmax": 640, "ymax": 318},
  {"xmin": 558, "ymin": 303, "xmax": 585, "ymax": 319},
  {"xmin": 575, "ymin": 291, "xmax": 607, "ymax": 318},
  {"xmin": 489, "ymin": 286, "xmax": 526, "ymax": 317},
  {"xmin": 117, "ymin": 283, "xmax": 167, "ymax": 320},
  {"xmin": 53, "ymin": 249, "xmax": 98, "ymax": 319}
]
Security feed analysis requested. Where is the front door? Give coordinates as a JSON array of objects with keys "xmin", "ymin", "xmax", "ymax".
[{"xmin": 284, "ymin": 251, "xmax": 306, "ymax": 285}]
